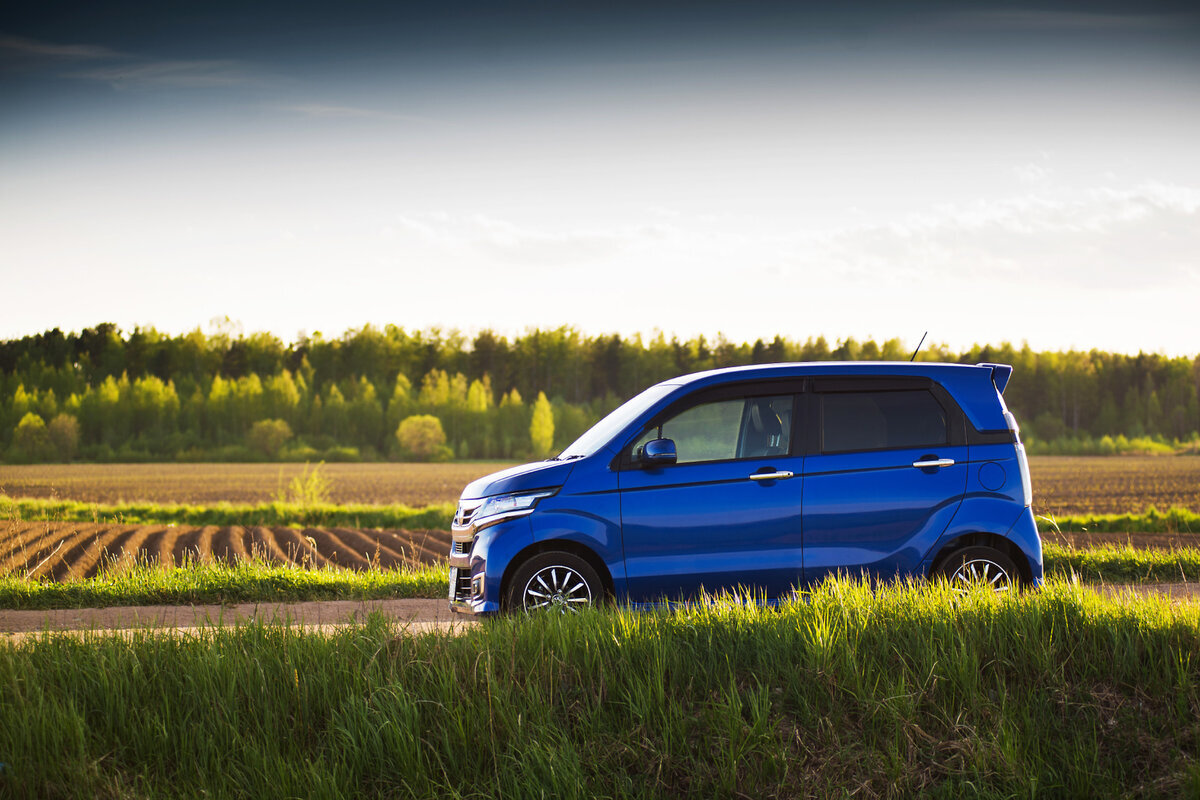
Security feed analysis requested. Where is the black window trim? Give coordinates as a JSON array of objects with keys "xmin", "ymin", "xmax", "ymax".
[
  {"xmin": 810, "ymin": 377, "xmax": 967, "ymax": 456},
  {"xmin": 614, "ymin": 378, "xmax": 807, "ymax": 470},
  {"xmin": 611, "ymin": 373, "xmax": 1006, "ymax": 469}
]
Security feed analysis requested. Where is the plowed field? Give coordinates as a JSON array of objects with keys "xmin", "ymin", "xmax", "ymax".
[
  {"xmin": 4, "ymin": 520, "xmax": 1200, "ymax": 584},
  {"xmin": 0, "ymin": 521, "xmax": 450, "ymax": 581},
  {"xmin": 0, "ymin": 462, "xmax": 514, "ymax": 506},
  {"xmin": 1030, "ymin": 456, "xmax": 1200, "ymax": 516}
]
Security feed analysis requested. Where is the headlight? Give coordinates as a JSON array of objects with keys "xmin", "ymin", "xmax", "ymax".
[{"xmin": 473, "ymin": 490, "xmax": 555, "ymax": 529}]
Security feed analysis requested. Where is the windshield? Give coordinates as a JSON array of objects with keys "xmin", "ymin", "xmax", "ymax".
[{"xmin": 555, "ymin": 383, "xmax": 677, "ymax": 459}]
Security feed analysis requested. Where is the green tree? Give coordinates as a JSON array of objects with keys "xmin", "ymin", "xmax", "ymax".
[
  {"xmin": 264, "ymin": 370, "xmax": 302, "ymax": 427},
  {"xmin": 46, "ymin": 413, "xmax": 80, "ymax": 461},
  {"xmin": 530, "ymin": 391, "xmax": 555, "ymax": 457},
  {"xmin": 347, "ymin": 376, "xmax": 384, "ymax": 449},
  {"xmin": 385, "ymin": 373, "xmax": 415, "ymax": 434},
  {"xmin": 498, "ymin": 388, "xmax": 527, "ymax": 458},
  {"xmin": 13, "ymin": 412, "xmax": 48, "ymax": 460},
  {"xmin": 323, "ymin": 384, "xmax": 349, "ymax": 441},
  {"xmin": 395, "ymin": 414, "xmax": 450, "ymax": 461},
  {"xmin": 246, "ymin": 419, "xmax": 293, "ymax": 458}
]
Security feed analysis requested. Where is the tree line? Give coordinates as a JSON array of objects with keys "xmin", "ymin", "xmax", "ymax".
[{"xmin": 1, "ymin": 323, "xmax": 1198, "ymax": 462}]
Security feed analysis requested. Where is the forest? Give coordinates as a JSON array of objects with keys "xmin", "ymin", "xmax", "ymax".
[{"xmin": 1, "ymin": 323, "xmax": 1198, "ymax": 462}]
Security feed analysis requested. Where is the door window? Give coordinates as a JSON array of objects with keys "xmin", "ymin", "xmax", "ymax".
[
  {"xmin": 820, "ymin": 390, "xmax": 947, "ymax": 453},
  {"xmin": 633, "ymin": 394, "xmax": 793, "ymax": 464}
]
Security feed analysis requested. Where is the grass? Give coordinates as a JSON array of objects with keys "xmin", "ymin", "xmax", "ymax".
[
  {"xmin": 0, "ymin": 541, "xmax": 1196, "ymax": 611},
  {"xmin": 1, "ymin": 578, "xmax": 1198, "ymax": 798},
  {"xmin": 0, "ymin": 495, "xmax": 456, "ymax": 530},
  {"xmin": 0, "ymin": 554, "xmax": 447, "ymax": 610},
  {"xmin": 1045, "ymin": 505, "xmax": 1199, "ymax": 534},
  {"xmin": 1044, "ymin": 541, "xmax": 1200, "ymax": 584}
]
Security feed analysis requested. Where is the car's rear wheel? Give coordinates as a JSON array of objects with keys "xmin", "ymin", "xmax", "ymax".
[
  {"xmin": 935, "ymin": 545, "xmax": 1019, "ymax": 593},
  {"xmin": 506, "ymin": 552, "xmax": 603, "ymax": 614}
]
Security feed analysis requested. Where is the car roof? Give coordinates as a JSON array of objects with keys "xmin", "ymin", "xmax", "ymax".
[{"xmin": 655, "ymin": 361, "xmax": 1010, "ymax": 432}]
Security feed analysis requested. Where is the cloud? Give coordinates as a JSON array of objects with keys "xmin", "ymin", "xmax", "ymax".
[
  {"xmin": 1, "ymin": 32, "xmax": 255, "ymax": 88},
  {"xmin": 0, "ymin": 33, "xmax": 123, "ymax": 61},
  {"xmin": 387, "ymin": 184, "xmax": 1200, "ymax": 294},
  {"xmin": 798, "ymin": 184, "xmax": 1200, "ymax": 289},
  {"xmin": 389, "ymin": 213, "xmax": 674, "ymax": 266},
  {"xmin": 278, "ymin": 104, "xmax": 445, "ymax": 125},
  {"xmin": 930, "ymin": 10, "xmax": 1190, "ymax": 33},
  {"xmin": 71, "ymin": 60, "xmax": 254, "ymax": 88},
  {"xmin": 1013, "ymin": 163, "xmax": 1051, "ymax": 186}
]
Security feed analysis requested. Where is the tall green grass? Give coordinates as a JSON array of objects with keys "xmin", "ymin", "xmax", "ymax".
[
  {"xmin": 1045, "ymin": 542, "xmax": 1200, "ymax": 583},
  {"xmin": 0, "ymin": 542, "xmax": 1196, "ymax": 610},
  {"xmin": 0, "ymin": 556, "xmax": 447, "ymax": 609},
  {"xmin": 0, "ymin": 495, "xmax": 456, "ymax": 529},
  {"xmin": 1, "ymin": 579, "xmax": 1198, "ymax": 798}
]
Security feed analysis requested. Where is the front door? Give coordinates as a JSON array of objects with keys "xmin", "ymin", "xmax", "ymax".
[{"xmin": 619, "ymin": 391, "xmax": 804, "ymax": 601}]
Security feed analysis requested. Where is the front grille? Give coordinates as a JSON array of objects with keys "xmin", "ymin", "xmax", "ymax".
[
  {"xmin": 453, "ymin": 569, "xmax": 473, "ymax": 602},
  {"xmin": 453, "ymin": 499, "xmax": 484, "ymax": 528},
  {"xmin": 452, "ymin": 540, "xmax": 471, "ymax": 556}
]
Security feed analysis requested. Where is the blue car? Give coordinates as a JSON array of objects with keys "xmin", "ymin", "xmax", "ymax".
[{"xmin": 448, "ymin": 361, "xmax": 1040, "ymax": 615}]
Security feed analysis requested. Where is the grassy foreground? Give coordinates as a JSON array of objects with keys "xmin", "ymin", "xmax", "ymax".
[
  {"xmin": 1, "ymin": 580, "xmax": 1198, "ymax": 798},
  {"xmin": 0, "ymin": 558, "xmax": 447, "ymax": 609},
  {"xmin": 0, "ymin": 495, "xmax": 457, "ymax": 529},
  {"xmin": 0, "ymin": 542, "xmax": 1198, "ymax": 610}
]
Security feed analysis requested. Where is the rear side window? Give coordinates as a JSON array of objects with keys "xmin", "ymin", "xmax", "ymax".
[{"xmin": 820, "ymin": 390, "xmax": 948, "ymax": 453}]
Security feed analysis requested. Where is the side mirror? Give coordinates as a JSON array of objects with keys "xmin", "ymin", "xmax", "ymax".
[{"xmin": 641, "ymin": 438, "xmax": 677, "ymax": 466}]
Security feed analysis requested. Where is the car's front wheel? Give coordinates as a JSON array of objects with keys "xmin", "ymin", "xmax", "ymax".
[
  {"xmin": 934, "ymin": 545, "xmax": 1019, "ymax": 593},
  {"xmin": 506, "ymin": 552, "xmax": 603, "ymax": 613}
]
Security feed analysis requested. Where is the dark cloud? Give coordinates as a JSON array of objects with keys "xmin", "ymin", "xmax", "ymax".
[{"xmin": 6, "ymin": 1, "xmax": 1197, "ymax": 67}]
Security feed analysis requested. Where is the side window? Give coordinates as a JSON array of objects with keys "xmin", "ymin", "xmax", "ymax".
[
  {"xmin": 633, "ymin": 394, "xmax": 793, "ymax": 464},
  {"xmin": 820, "ymin": 390, "xmax": 947, "ymax": 453}
]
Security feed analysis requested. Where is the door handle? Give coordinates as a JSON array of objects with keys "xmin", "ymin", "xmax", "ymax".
[
  {"xmin": 749, "ymin": 471, "xmax": 794, "ymax": 481},
  {"xmin": 912, "ymin": 458, "xmax": 955, "ymax": 469}
]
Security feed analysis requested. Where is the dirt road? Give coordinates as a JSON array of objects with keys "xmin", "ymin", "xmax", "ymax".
[
  {"xmin": 3, "ymin": 582, "xmax": 1197, "ymax": 641},
  {"xmin": 0, "ymin": 598, "xmax": 476, "ymax": 640}
]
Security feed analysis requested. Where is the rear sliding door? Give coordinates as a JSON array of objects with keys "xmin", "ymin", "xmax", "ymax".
[{"xmin": 801, "ymin": 378, "xmax": 967, "ymax": 584}]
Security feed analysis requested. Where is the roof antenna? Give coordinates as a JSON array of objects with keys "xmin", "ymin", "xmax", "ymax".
[{"xmin": 909, "ymin": 331, "xmax": 928, "ymax": 362}]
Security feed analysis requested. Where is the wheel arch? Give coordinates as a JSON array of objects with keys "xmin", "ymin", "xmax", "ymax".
[
  {"xmin": 500, "ymin": 539, "xmax": 616, "ymax": 606},
  {"xmin": 929, "ymin": 532, "xmax": 1034, "ymax": 586}
]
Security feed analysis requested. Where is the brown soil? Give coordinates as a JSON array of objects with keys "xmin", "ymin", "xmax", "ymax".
[
  {"xmin": 0, "ymin": 462, "xmax": 514, "ymax": 506},
  {"xmin": 0, "ymin": 520, "xmax": 451, "ymax": 579},
  {"xmin": 5, "ymin": 519, "xmax": 1199, "ymax": 583}
]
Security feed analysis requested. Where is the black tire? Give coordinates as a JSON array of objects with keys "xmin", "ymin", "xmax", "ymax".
[
  {"xmin": 934, "ymin": 545, "xmax": 1020, "ymax": 593},
  {"xmin": 505, "ymin": 552, "xmax": 604, "ymax": 614}
]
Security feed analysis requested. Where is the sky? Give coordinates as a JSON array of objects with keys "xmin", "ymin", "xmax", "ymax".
[{"xmin": 2, "ymin": 1, "xmax": 1198, "ymax": 355}]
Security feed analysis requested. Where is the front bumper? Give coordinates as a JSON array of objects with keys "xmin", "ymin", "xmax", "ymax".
[
  {"xmin": 449, "ymin": 526, "xmax": 498, "ymax": 615},
  {"xmin": 447, "ymin": 514, "xmax": 534, "ymax": 616}
]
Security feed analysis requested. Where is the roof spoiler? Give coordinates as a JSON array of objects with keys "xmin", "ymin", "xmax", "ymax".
[{"xmin": 977, "ymin": 362, "xmax": 1013, "ymax": 394}]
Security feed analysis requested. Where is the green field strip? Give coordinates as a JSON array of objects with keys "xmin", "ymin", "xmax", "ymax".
[{"xmin": 0, "ymin": 496, "xmax": 457, "ymax": 530}]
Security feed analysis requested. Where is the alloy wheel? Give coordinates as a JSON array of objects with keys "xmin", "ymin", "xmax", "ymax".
[
  {"xmin": 949, "ymin": 558, "xmax": 1013, "ymax": 593},
  {"xmin": 521, "ymin": 565, "xmax": 593, "ymax": 612}
]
